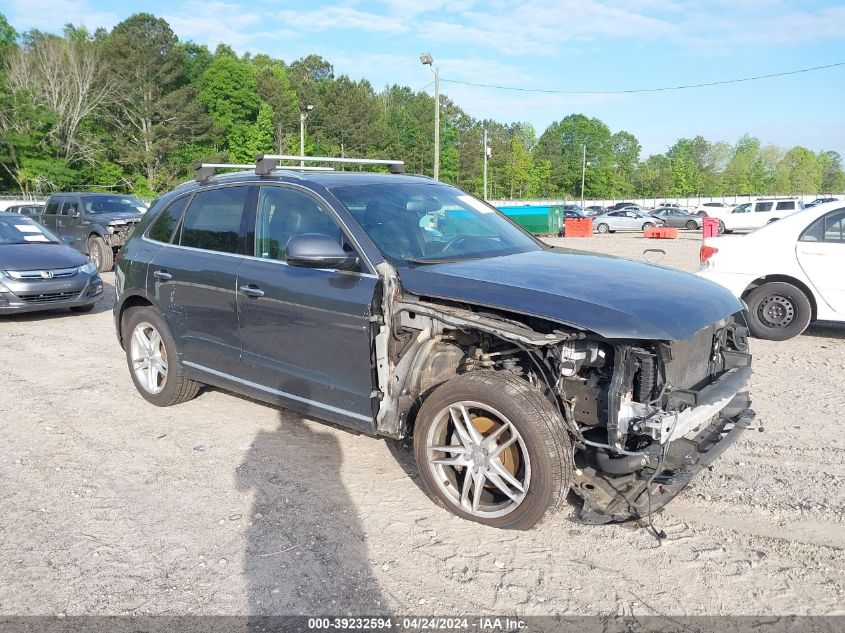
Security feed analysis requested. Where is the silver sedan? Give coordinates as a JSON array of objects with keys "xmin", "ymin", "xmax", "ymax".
[
  {"xmin": 592, "ymin": 210, "xmax": 664, "ymax": 233},
  {"xmin": 650, "ymin": 208, "xmax": 703, "ymax": 230}
]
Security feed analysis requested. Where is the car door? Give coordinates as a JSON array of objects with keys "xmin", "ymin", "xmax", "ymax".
[
  {"xmin": 148, "ymin": 184, "xmax": 252, "ymax": 373},
  {"xmin": 236, "ymin": 184, "xmax": 378, "ymax": 431},
  {"xmin": 796, "ymin": 208, "xmax": 845, "ymax": 314},
  {"xmin": 57, "ymin": 195, "xmax": 86, "ymax": 250},
  {"xmin": 40, "ymin": 197, "xmax": 61, "ymax": 233}
]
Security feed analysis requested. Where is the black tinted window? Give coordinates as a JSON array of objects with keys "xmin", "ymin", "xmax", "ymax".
[
  {"xmin": 62, "ymin": 199, "xmax": 80, "ymax": 216},
  {"xmin": 255, "ymin": 187, "xmax": 342, "ymax": 260},
  {"xmin": 178, "ymin": 186, "xmax": 248, "ymax": 253},
  {"xmin": 43, "ymin": 199, "xmax": 61, "ymax": 215},
  {"xmin": 755, "ymin": 202, "xmax": 773, "ymax": 213},
  {"xmin": 149, "ymin": 195, "xmax": 190, "ymax": 243},
  {"xmin": 801, "ymin": 209, "xmax": 845, "ymax": 243},
  {"xmin": 776, "ymin": 201, "xmax": 795, "ymax": 211}
]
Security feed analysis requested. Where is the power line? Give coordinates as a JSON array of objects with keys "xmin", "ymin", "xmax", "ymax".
[{"xmin": 439, "ymin": 61, "xmax": 845, "ymax": 95}]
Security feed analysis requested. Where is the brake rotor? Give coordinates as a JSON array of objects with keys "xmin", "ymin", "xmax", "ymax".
[{"xmin": 472, "ymin": 415, "xmax": 520, "ymax": 477}]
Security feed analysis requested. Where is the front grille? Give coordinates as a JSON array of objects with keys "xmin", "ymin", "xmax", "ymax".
[
  {"xmin": 665, "ymin": 325, "xmax": 714, "ymax": 391},
  {"xmin": 7, "ymin": 267, "xmax": 78, "ymax": 280},
  {"xmin": 18, "ymin": 291, "xmax": 80, "ymax": 304}
]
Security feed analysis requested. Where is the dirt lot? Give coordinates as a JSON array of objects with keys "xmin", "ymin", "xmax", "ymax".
[{"xmin": 1, "ymin": 233, "xmax": 843, "ymax": 620}]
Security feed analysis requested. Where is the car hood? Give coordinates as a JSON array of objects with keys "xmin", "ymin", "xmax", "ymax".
[
  {"xmin": 398, "ymin": 249, "xmax": 743, "ymax": 341},
  {"xmin": 0, "ymin": 243, "xmax": 87, "ymax": 271},
  {"xmin": 93, "ymin": 212, "xmax": 143, "ymax": 224}
]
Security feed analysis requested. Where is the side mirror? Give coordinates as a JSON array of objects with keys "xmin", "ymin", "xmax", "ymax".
[{"xmin": 286, "ymin": 233, "xmax": 357, "ymax": 270}]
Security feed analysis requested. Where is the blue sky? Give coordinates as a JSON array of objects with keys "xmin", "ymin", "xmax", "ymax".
[{"xmin": 1, "ymin": 0, "xmax": 843, "ymax": 157}]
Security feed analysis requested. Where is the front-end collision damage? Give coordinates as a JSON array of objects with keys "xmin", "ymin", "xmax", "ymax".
[{"xmin": 371, "ymin": 261, "xmax": 754, "ymax": 524}]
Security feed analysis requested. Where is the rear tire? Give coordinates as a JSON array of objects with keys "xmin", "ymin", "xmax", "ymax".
[
  {"xmin": 686, "ymin": 220, "xmax": 698, "ymax": 230},
  {"xmin": 413, "ymin": 371, "xmax": 572, "ymax": 530},
  {"xmin": 717, "ymin": 220, "xmax": 726, "ymax": 235},
  {"xmin": 596, "ymin": 223, "xmax": 609, "ymax": 234},
  {"xmin": 745, "ymin": 282, "xmax": 812, "ymax": 341},
  {"xmin": 123, "ymin": 306, "xmax": 201, "ymax": 406},
  {"xmin": 87, "ymin": 235, "xmax": 113, "ymax": 273}
]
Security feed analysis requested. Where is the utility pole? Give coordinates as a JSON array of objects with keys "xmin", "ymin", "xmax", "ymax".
[
  {"xmin": 433, "ymin": 65, "xmax": 440, "ymax": 181},
  {"xmin": 483, "ymin": 129, "xmax": 490, "ymax": 200},
  {"xmin": 420, "ymin": 53, "xmax": 440, "ymax": 181},
  {"xmin": 299, "ymin": 105, "xmax": 313, "ymax": 167},
  {"xmin": 580, "ymin": 144, "xmax": 587, "ymax": 208}
]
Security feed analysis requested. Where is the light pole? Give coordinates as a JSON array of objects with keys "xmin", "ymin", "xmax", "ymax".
[
  {"xmin": 299, "ymin": 104, "xmax": 313, "ymax": 166},
  {"xmin": 420, "ymin": 53, "xmax": 440, "ymax": 181},
  {"xmin": 483, "ymin": 129, "xmax": 491, "ymax": 200},
  {"xmin": 580, "ymin": 144, "xmax": 587, "ymax": 208}
]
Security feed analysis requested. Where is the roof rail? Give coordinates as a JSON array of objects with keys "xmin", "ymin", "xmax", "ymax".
[{"xmin": 255, "ymin": 154, "xmax": 405, "ymax": 175}]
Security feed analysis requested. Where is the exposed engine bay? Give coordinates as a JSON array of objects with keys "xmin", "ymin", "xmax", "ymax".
[{"xmin": 372, "ymin": 262, "xmax": 755, "ymax": 524}]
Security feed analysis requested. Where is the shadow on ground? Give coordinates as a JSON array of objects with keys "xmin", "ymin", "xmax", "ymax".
[{"xmin": 238, "ymin": 409, "xmax": 387, "ymax": 615}]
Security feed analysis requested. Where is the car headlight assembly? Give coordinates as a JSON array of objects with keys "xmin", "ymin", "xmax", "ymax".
[{"xmin": 79, "ymin": 261, "xmax": 98, "ymax": 275}]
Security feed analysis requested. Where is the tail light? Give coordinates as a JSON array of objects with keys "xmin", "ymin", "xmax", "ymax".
[{"xmin": 700, "ymin": 244, "xmax": 718, "ymax": 263}]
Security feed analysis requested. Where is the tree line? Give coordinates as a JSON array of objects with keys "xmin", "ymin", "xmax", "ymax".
[{"xmin": 1, "ymin": 12, "xmax": 843, "ymax": 199}]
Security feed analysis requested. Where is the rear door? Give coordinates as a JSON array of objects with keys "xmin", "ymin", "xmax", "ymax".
[
  {"xmin": 796, "ymin": 208, "xmax": 845, "ymax": 315},
  {"xmin": 148, "ymin": 185, "xmax": 252, "ymax": 372},
  {"xmin": 236, "ymin": 184, "xmax": 378, "ymax": 431}
]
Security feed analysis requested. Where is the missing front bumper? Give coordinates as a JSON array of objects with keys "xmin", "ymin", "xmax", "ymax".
[{"xmin": 574, "ymin": 406, "xmax": 756, "ymax": 525}]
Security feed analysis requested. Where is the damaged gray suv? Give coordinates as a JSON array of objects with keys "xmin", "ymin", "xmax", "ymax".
[{"xmin": 114, "ymin": 155, "xmax": 754, "ymax": 530}]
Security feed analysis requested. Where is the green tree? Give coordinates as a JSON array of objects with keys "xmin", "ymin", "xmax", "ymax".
[
  {"xmin": 818, "ymin": 151, "xmax": 845, "ymax": 193},
  {"xmin": 102, "ymin": 13, "xmax": 210, "ymax": 194}
]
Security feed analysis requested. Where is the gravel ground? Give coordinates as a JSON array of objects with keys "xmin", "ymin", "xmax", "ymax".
[{"xmin": 1, "ymin": 233, "xmax": 843, "ymax": 620}]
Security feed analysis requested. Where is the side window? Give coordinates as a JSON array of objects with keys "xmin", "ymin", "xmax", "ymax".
[
  {"xmin": 63, "ymin": 199, "xmax": 80, "ymax": 216},
  {"xmin": 755, "ymin": 202, "xmax": 773, "ymax": 213},
  {"xmin": 254, "ymin": 186, "xmax": 343, "ymax": 261},
  {"xmin": 178, "ymin": 186, "xmax": 248, "ymax": 254},
  {"xmin": 43, "ymin": 198, "xmax": 61, "ymax": 215},
  {"xmin": 800, "ymin": 209, "xmax": 845, "ymax": 243},
  {"xmin": 149, "ymin": 195, "xmax": 190, "ymax": 243},
  {"xmin": 776, "ymin": 201, "xmax": 794, "ymax": 211}
]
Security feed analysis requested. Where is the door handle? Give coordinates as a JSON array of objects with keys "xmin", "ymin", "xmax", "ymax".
[
  {"xmin": 57, "ymin": 220, "xmax": 63, "ymax": 227},
  {"xmin": 153, "ymin": 269, "xmax": 172, "ymax": 281},
  {"xmin": 239, "ymin": 284, "xmax": 265, "ymax": 299}
]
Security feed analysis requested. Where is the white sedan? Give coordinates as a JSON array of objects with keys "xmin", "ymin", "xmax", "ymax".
[{"xmin": 697, "ymin": 201, "xmax": 845, "ymax": 340}]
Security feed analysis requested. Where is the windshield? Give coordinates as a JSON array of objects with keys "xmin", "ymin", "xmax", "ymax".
[
  {"xmin": 81, "ymin": 195, "xmax": 147, "ymax": 214},
  {"xmin": 0, "ymin": 216, "xmax": 60, "ymax": 245},
  {"xmin": 329, "ymin": 182, "xmax": 541, "ymax": 265}
]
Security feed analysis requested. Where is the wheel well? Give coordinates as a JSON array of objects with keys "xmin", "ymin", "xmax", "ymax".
[
  {"xmin": 742, "ymin": 275, "xmax": 817, "ymax": 320},
  {"xmin": 117, "ymin": 295, "xmax": 154, "ymax": 347}
]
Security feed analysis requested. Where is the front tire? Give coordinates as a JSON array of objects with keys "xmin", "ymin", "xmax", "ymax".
[
  {"xmin": 87, "ymin": 235, "xmax": 114, "ymax": 273},
  {"xmin": 124, "ymin": 306, "xmax": 201, "ymax": 406},
  {"xmin": 596, "ymin": 223, "xmax": 609, "ymax": 234},
  {"xmin": 413, "ymin": 371, "xmax": 572, "ymax": 530},
  {"xmin": 642, "ymin": 222, "xmax": 654, "ymax": 230},
  {"xmin": 746, "ymin": 282, "xmax": 812, "ymax": 340},
  {"xmin": 717, "ymin": 220, "xmax": 726, "ymax": 235}
]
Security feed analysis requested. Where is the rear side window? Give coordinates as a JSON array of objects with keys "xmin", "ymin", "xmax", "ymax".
[
  {"xmin": 178, "ymin": 186, "xmax": 248, "ymax": 253},
  {"xmin": 801, "ymin": 209, "xmax": 845, "ymax": 243},
  {"xmin": 148, "ymin": 196, "xmax": 190, "ymax": 243},
  {"xmin": 755, "ymin": 202, "xmax": 773, "ymax": 213},
  {"xmin": 776, "ymin": 201, "xmax": 795, "ymax": 211}
]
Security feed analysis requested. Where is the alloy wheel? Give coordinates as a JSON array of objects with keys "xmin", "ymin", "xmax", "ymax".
[
  {"xmin": 130, "ymin": 321, "xmax": 168, "ymax": 394},
  {"xmin": 425, "ymin": 401, "xmax": 530, "ymax": 519}
]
